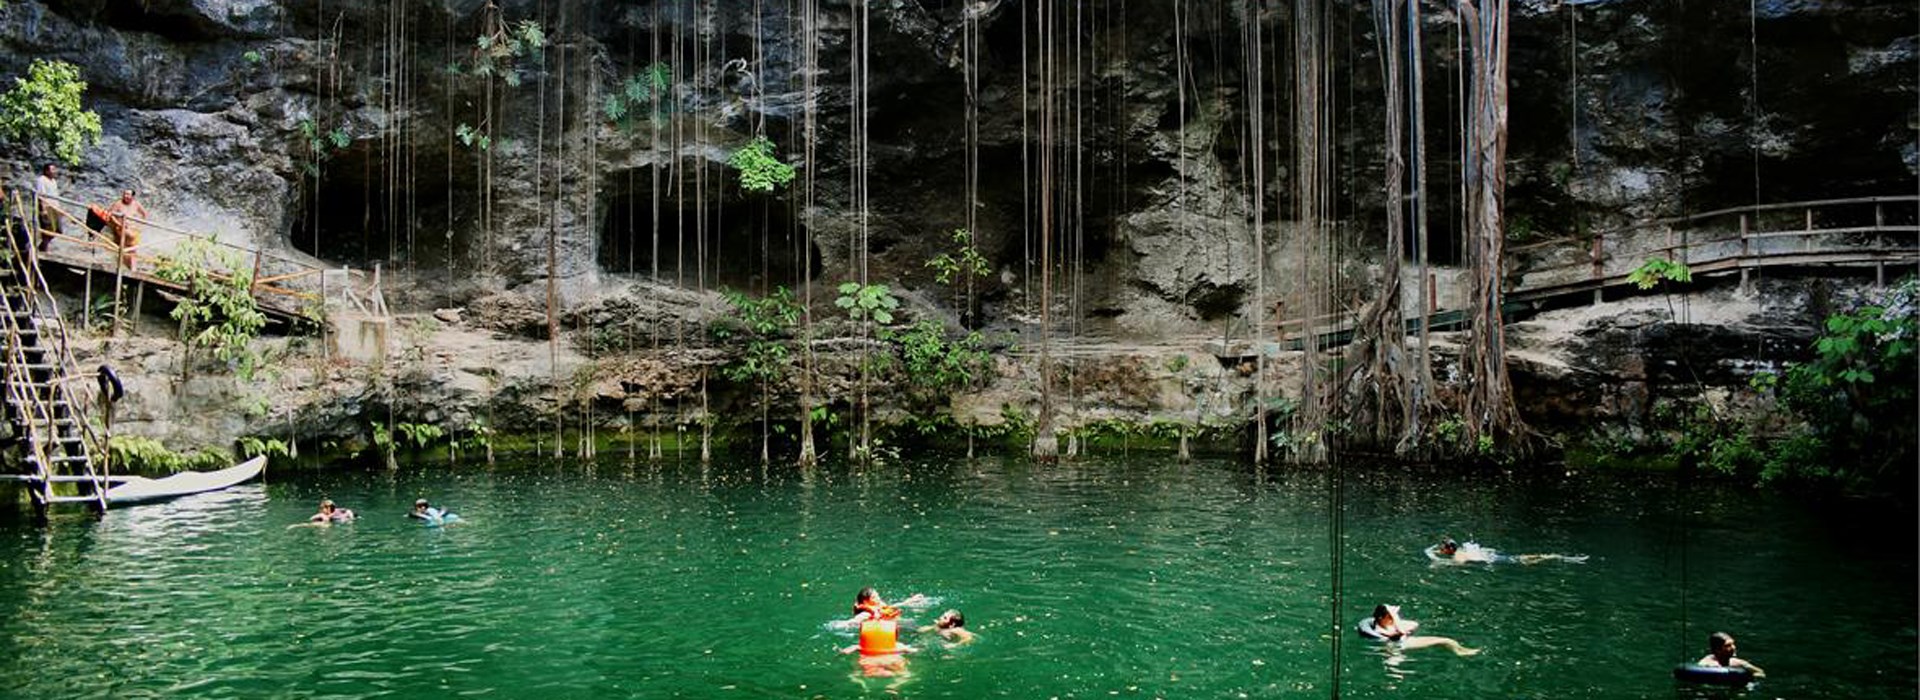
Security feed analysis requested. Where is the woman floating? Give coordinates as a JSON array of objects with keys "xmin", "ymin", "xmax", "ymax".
[
  {"xmin": 841, "ymin": 606, "xmax": 915, "ymax": 677},
  {"xmin": 1357, "ymin": 604, "xmax": 1479, "ymax": 656},
  {"xmin": 1428, "ymin": 537, "xmax": 1587, "ymax": 565},
  {"xmin": 309, "ymin": 499, "xmax": 355, "ymax": 524},
  {"xmin": 848, "ymin": 587, "xmax": 932, "ymax": 624}
]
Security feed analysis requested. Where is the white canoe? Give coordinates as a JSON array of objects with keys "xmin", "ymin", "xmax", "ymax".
[{"xmin": 104, "ymin": 456, "xmax": 267, "ymax": 505}]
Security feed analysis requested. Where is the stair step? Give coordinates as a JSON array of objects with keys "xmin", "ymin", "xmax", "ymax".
[
  {"xmin": 23, "ymin": 474, "xmax": 104, "ymax": 483},
  {"xmin": 26, "ymin": 455, "xmax": 91, "ymax": 464},
  {"xmin": 43, "ymin": 495, "xmax": 102, "ymax": 504}
]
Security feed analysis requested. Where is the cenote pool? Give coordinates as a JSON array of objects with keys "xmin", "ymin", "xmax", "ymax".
[{"xmin": 0, "ymin": 456, "xmax": 1911, "ymax": 698}]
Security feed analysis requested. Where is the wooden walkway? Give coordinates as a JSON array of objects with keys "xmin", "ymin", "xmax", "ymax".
[
  {"xmin": 15, "ymin": 191, "xmax": 384, "ymax": 327},
  {"xmin": 1508, "ymin": 195, "xmax": 1919, "ymax": 307},
  {"xmin": 1092, "ymin": 195, "xmax": 1918, "ymax": 363}
]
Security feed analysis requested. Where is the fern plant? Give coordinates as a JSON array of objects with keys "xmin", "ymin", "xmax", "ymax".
[{"xmin": 728, "ymin": 136, "xmax": 796, "ymax": 193}]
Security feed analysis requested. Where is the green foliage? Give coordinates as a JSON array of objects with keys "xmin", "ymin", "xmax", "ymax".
[
  {"xmin": 395, "ymin": 422, "xmax": 445, "ymax": 450},
  {"xmin": 606, "ymin": 63, "xmax": 673, "ymax": 124},
  {"xmin": 298, "ymin": 118, "xmax": 350, "ymax": 175},
  {"xmin": 1165, "ymin": 354, "xmax": 1190, "ymax": 373},
  {"xmin": 454, "ymin": 123, "xmax": 492, "ymax": 151},
  {"xmin": 728, "ymin": 136, "xmax": 796, "ymax": 193},
  {"xmin": 152, "ymin": 240, "xmax": 268, "ymax": 380},
  {"xmin": 716, "ymin": 287, "xmax": 801, "ymax": 385},
  {"xmin": 1627, "ymin": 257, "xmax": 1693, "ymax": 290},
  {"xmin": 926, "ymin": 228, "xmax": 991, "ymax": 286},
  {"xmin": 108, "ymin": 435, "xmax": 228, "ymax": 474},
  {"xmin": 0, "ymin": 59, "xmax": 102, "ymax": 166},
  {"xmin": 1769, "ymin": 277, "xmax": 1918, "ymax": 485},
  {"xmin": 237, "ymin": 436, "xmax": 292, "ymax": 459},
  {"xmin": 242, "ymin": 50, "xmax": 264, "ymax": 65},
  {"xmin": 468, "ymin": 19, "xmax": 545, "ymax": 84},
  {"xmin": 884, "ymin": 320, "xmax": 990, "ymax": 395},
  {"xmin": 835, "ymin": 282, "xmax": 897, "ymax": 325}
]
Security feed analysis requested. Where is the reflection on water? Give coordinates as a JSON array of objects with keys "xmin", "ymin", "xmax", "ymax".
[{"xmin": 0, "ymin": 457, "xmax": 1910, "ymax": 699}]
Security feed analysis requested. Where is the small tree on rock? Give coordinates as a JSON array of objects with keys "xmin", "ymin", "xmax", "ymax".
[{"xmin": 0, "ymin": 59, "xmax": 102, "ymax": 166}]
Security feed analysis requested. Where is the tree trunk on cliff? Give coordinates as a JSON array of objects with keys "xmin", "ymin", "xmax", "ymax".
[
  {"xmin": 1340, "ymin": 0, "xmax": 1440, "ymax": 454},
  {"xmin": 1458, "ymin": 0, "xmax": 1529, "ymax": 450}
]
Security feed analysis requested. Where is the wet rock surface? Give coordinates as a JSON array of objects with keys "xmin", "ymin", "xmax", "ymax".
[{"xmin": 0, "ymin": 0, "xmax": 1904, "ymax": 453}]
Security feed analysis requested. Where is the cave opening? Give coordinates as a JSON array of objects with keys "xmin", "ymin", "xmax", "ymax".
[
  {"xmin": 289, "ymin": 140, "xmax": 468, "ymax": 270},
  {"xmin": 598, "ymin": 166, "xmax": 818, "ymax": 293}
]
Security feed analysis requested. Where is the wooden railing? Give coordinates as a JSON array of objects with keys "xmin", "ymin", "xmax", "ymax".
[
  {"xmin": 21, "ymin": 190, "xmax": 373, "ymax": 323},
  {"xmin": 1509, "ymin": 195, "xmax": 1920, "ymax": 303}
]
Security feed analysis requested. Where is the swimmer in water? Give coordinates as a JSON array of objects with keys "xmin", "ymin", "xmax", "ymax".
[
  {"xmin": 1696, "ymin": 632, "xmax": 1765, "ymax": 678},
  {"xmin": 848, "ymin": 587, "xmax": 932, "ymax": 623},
  {"xmin": 919, "ymin": 609, "xmax": 976, "ymax": 646},
  {"xmin": 309, "ymin": 499, "xmax": 355, "ymax": 523},
  {"xmin": 1434, "ymin": 537, "xmax": 1586, "ymax": 565},
  {"xmin": 840, "ymin": 606, "xmax": 915, "ymax": 677},
  {"xmin": 1368, "ymin": 604, "xmax": 1479, "ymax": 656}
]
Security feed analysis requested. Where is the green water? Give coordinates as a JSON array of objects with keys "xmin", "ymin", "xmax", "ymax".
[{"xmin": 0, "ymin": 457, "xmax": 1911, "ymax": 698}]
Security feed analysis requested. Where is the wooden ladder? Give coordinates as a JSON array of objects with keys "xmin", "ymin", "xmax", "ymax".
[{"xmin": 1, "ymin": 190, "xmax": 108, "ymax": 514}]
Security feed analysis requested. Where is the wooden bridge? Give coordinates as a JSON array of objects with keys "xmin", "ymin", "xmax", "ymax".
[
  {"xmin": 14, "ymin": 190, "xmax": 386, "ymax": 328},
  {"xmin": 1182, "ymin": 195, "xmax": 1918, "ymax": 361},
  {"xmin": 0, "ymin": 188, "xmax": 382, "ymax": 514}
]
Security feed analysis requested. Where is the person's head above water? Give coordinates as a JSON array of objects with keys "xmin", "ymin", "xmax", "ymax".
[
  {"xmin": 935, "ymin": 610, "xmax": 965, "ymax": 630},
  {"xmin": 1372, "ymin": 604, "xmax": 1400, "ymax": 625},
  {"xmin": 413, "ymin": 498, "xmax": 430, "ymax": 510},
  {"xmin": 1708, "ymin": 632, "xmax": 1737, "ymax": 662},
  {"xmin": 319, "ymin": 499, "xmax": 336, "ymax": 512},
  {"xmin": 1437, "ymin": 537, "xmax": 1460, "ymax": 556}
]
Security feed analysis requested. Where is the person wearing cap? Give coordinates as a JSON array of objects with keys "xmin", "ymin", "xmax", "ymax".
[
  {"xmin": 1697, "ymin": 632, "xmax": 1765, "ymax": 678},
  {"xmin": 308, "ymin": 499, "xmax": 355, "ymax": 523},
  {"xmin": 1368, "ymin": 604, "xmax": 1478, "ymax": 656},
  {"xmin": 408, "ymin": 498, "xmax": 457, "ymax": 523},
  {"xmin": 841, "ymin": 605, "xmax": 915, "ymax": 677}
]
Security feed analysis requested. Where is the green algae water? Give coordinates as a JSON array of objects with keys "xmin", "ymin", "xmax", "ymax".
[{"xmin": 0, "ymin": 457, "xmax": 1911, "ymax": 698}]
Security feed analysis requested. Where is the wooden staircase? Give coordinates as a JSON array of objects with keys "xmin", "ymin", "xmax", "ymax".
[{"xmin": 2, "ymin": 192, "xmax": 108, "ymax": 514}]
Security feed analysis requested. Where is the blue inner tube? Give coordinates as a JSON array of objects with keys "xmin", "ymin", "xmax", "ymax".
[{"xmin": 1672, "ymin": 663, "xmax": 1754, "ymax": 686}]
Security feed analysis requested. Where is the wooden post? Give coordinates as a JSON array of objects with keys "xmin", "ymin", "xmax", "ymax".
[
  {"xmin": 1803, "ymin": 207, "xmax": 1813, "ymax": 254},
  {"xmin": 1590, "ymin": 232, "xmax": 1604, "ymax": 305},
  {"xmin": 249, "ymin": 248, "xmax": 263, "ymax": 295},
  {"xmin": 320, "ymin": 272, "xmax": 330, "ymax": 364},
  {"xmin": 1738, "ymin": 214, "xmax": 1751, "ymax": 292}
]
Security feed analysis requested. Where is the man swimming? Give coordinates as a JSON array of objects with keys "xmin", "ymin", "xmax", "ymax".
[
  {"xmin": 919, "ymin": 609, "xmax": 976, "ymax": 645},
  {"xmin": 1697, "ymin": 632, "xmax": 1765, "ymax": 678},
  {"xmin": 1433, "ymin": 537, "xmax": 1586, "ymax": 565}
]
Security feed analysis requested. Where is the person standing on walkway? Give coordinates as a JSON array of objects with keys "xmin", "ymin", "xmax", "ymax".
[{"xmin": 33, "ymin": 163, "xmax": 64, "ymax": 252}]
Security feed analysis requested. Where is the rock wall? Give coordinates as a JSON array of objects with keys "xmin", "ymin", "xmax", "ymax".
[{"xmin": 0, "ymin": 0, "xmax": 1909, "ymax": 455}]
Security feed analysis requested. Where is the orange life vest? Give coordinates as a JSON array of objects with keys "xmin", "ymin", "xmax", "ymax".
[{"xmin": 858, "ymin": 618, "xmax": 898, "ymax": 656}]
